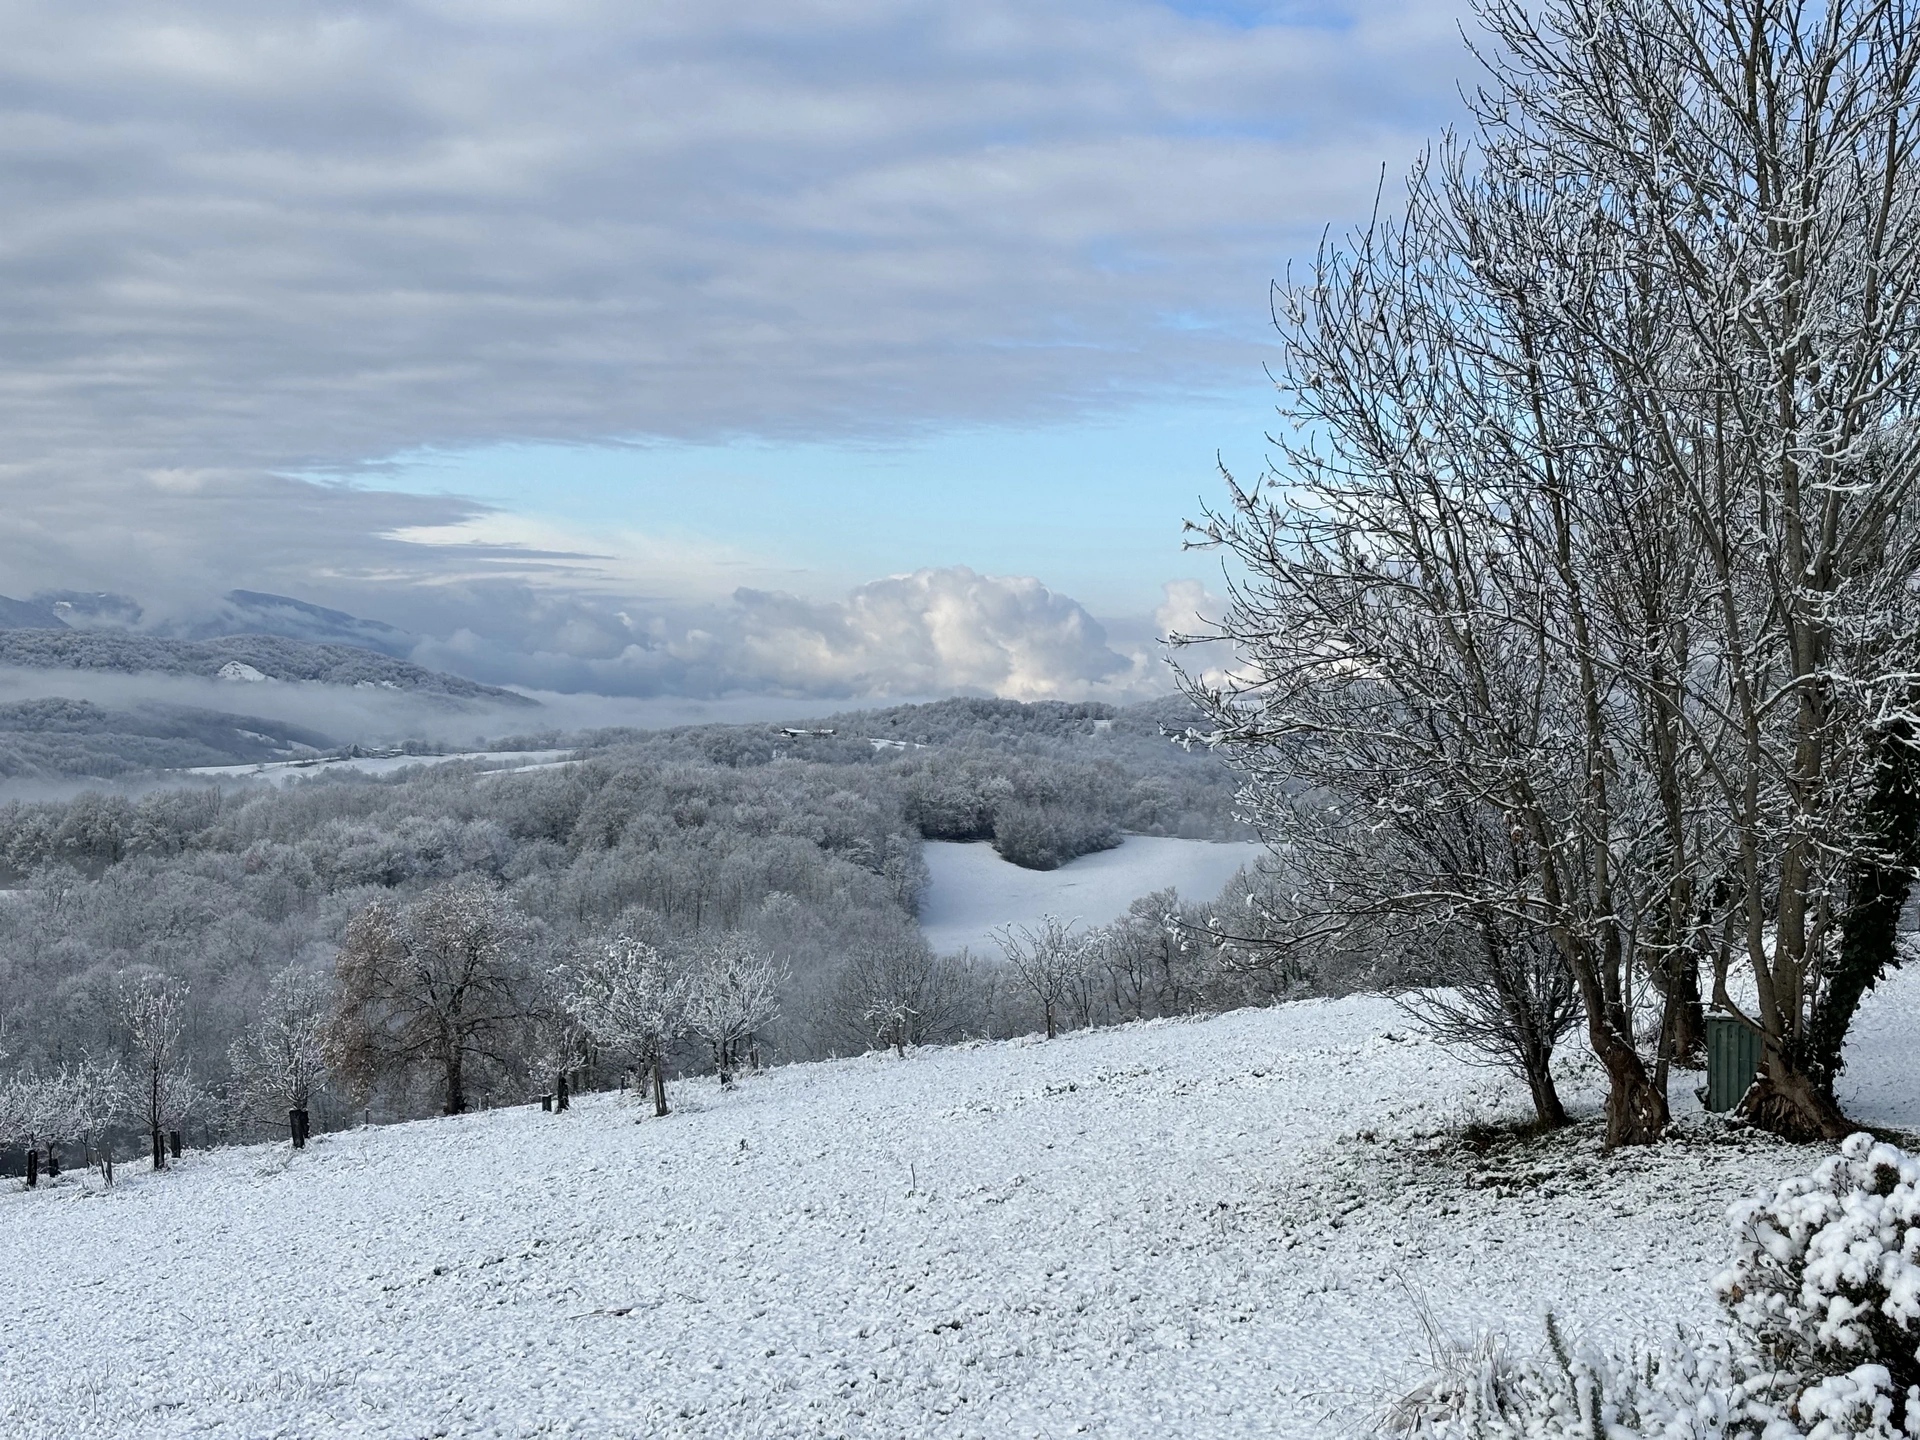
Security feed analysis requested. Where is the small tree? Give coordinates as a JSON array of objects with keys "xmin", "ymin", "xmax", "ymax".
[
  {"xmin": 558, "ymin": 930, "xmax": 686, "ymax": 1117},
  {"xmin": 834, "ymin": 936, "xmax": 966, "ymax": 1058},
  {"xmin": 118, "ymin": 971, "xmax": 188, "ymax": 1170},
  {"xmin": 230, "ymin": 964, "xmax": 331, "ymax": 1139},
  {"xmin": 995, "ymin": 915, "xmax": 1090, "ymax": 1040},
  {"xmin": 329, "ymin": 880, "xmax": 534, "ymax": 1117},
  {"xmin": 682, "ymin": 934, "xmax": 782, "ymax": 1086}
]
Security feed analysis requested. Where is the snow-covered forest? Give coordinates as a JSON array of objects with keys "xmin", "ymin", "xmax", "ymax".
[{"xmin": 0, "ymin": 696, "xmax": 1280, "ymax": 1143}]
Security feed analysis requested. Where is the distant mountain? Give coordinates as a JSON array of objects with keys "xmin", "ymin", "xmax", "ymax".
[
  {"xmin": 0, "ymin": 594, "xmax": 71, "ymax": 629},
  {"xmin": 34, "ymin": 591, "xmax": 145, "ymax": 629},
  {"xmin": 198, "ymin": 591, "xmax": 415, "ymax": 657},
  {"xmin": 0, "ymin": 698, "xmax": 334, "ymax": 780},
  {"xmin": 0, "ymin": 630, "xmax": 537, "ymax": 706},
  {"xmin": 27, "ymin": 586, "xmax": 419, "ymax": 657}
]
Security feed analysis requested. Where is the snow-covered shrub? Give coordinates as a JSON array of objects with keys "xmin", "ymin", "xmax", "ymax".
[
  {"xmin": 1390, "ymin": 1136, "xmax": 1920, "ymax": 1439},
  {"xmin": 1716, "ymin": 1133, "xmax": 1920, "ymax": 1428},
  {"xmin": 1387, "ymin": 1314, "xmax": 1795, "ymax": 1439}
]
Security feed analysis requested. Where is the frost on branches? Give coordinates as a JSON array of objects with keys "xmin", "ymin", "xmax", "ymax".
[{"xmin": 1398, "ymin": 1136, "xmax": 1920, "ymax": 1439}]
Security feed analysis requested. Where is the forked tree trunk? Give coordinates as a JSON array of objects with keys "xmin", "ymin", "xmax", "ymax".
[{"xmin": 1739, "ymin": 1048, "xmax": 1852, "ymax": 1142}]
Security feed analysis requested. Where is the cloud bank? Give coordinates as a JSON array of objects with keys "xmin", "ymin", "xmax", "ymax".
[
  {"xmin": 0, "ymin": 0, "xmax": 1461, "ymax": 700},
  {"xmin": 406, "ymin": 566, "xmax": 1179, "ymax": 702}
]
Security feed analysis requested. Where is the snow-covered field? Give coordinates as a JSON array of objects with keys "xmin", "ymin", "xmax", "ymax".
[
  {"xmin": 4, "ymin": 967, "xmax": 1914, "ymax": 1440},
  {"xmin": 182, "ymin": 749, "xmax": 576, "ymax": 785},
  {"xmin": 918, "ymin": 836, "xmax": 1265, "ymax": 955}
]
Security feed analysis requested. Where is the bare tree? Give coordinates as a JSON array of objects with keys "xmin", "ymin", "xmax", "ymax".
[
  {"xmin": 833, "ymin": 935, "xmax": 967, "ymax": 1058},
  {"xmin": 328, "ymin": 880, "xmax": 534, "ymax": 1117},
  {"xmin": 995, "ymin": 915, "xmax": 1090, "ymax": 1040},
  {"xmin": 230, "ymin": 964, "xmax": 331, "ymax": 1139},
  {"xmin": 1466, "ymin": 0, "xmax": 1920, "ymax": 1138},
  {"xmin": 557, "ymin": 929, "xmax": 686, "ymax": 1117},
  {"xmin": 682, "ymin": 933, "xmax": 783, "ymax": 1086},
  {"xmin": 1171, "ymin": 0, "xmax": 1920, "ymax": 1145},
  {"xmin": 118, "ymin": 971, "xmax": 189, "ymax": 1169}
]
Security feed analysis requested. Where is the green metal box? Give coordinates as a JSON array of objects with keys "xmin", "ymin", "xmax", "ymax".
[{"xmin": 1704, "ymin": 1012, "xmax": 1763, "ymax": 1112}]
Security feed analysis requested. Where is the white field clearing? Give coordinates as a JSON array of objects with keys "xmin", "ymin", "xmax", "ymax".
[
  {"xmin": 2, "ymin": 970, "xmax": 1915, "ymax": 1440},
  {"xmin": 918, "ymin": 836, "xmax": 1266, "ymax": 956},
  {"xmin": 182, "ymin": 749, "xmax": 577, "ymax": 785}
]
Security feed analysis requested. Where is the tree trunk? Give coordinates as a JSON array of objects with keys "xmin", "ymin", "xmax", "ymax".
[
  {"xmin": 1665, "ymin": 952, "xmax": 1706, "ymax": 1069},
  {"xmin": 1522, "ymin": 1055, "xmax": 1568, "ymax": 1130},
  {"xmin": 556, "ymin": 1071, "xmax": 569, "ymax": 1112},
  {"xmin": 25, "ymin": 1148, "xmax": 36, "ymax": 1188},
  {"xmin": 651, "ymin": 1056, "xmax": 669, "ymax": 1118},
  {"xmin": 1738, "ymin": 1053, "xmax": 1852, "ymax": 1143},
  {"xmin": 45, "ymin": 1144, "xmax": 58, "ymax": 1179},
  {"xmin": 1044, "ymin": 1002, "xmax": 1056, "ymax": 1040},
  {"xmin": 443, "ymin": 1040, "xmax": 467, "ymax": 1116}
]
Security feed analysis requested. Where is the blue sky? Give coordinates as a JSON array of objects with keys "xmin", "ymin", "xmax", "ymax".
[
  {"xmin": 0, "ymin": 0, "xmax": 1470, "ymax": 700},
  {"xmin": 368, "ymin": 390, "xmax": 1283, "ymax": 616}
]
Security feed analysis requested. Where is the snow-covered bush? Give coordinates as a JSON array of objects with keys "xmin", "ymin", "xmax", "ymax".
[
  {"xmin": 1716, "ymin": 1133, "xmax": 1920, "ymax": 1427},
  {"xmin": 1392, "ymin": 1135, "xmax": 1920, "ymax": 1439}
]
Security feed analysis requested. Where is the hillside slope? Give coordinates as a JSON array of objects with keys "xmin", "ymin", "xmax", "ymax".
[
  {"xmin": 3, "ymin": 972, "xmax": 1914, "ymax": 1439},
  {"xmin": 0, "ymin": 629, "xmax": 532, "ymax": 704}
]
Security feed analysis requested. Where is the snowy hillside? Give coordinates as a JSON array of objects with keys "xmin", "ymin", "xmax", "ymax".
[
  {"xmin": 4, "ymin": 970, "xmax": 1915, "ymax": 1439},
  {"xmin": 919, "ymin": 836, "xmax": 1265, "ymax": 954}
]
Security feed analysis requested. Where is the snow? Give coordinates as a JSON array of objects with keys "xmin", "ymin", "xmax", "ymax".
[
  {"xmin": 214, "ymin": 661, "xmax": 268, "ymax": 683},
  {"xmin": 4, "ymin": 968, "xmax": 1913, "ymax": 1439},
  {"xmin": 918, "ymin": 836, "xmax": 1266, "ymax": 956},
  {"xmin": 180, "ymin": 749, "xmax": 575, "ymax": 785}
]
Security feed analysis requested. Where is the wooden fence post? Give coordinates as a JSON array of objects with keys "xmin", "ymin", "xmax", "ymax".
[
  {"xmin": 25, "ymin": 1148, "xmax": 37, "ymax": 1188},
  {"xmin": 168, "ymin": 1130, "xmax": 181, "ymax": 1160}
]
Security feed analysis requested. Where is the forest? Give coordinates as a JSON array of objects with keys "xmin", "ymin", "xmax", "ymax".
[{"xmin": 0, "ymin": 694, "xmax": 1274, "ymax": 1157}]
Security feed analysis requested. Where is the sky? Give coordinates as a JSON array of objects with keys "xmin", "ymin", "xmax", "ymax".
[{"xmin": 0, "ymin": 0, "xmax": 1472, "ymax": 703}]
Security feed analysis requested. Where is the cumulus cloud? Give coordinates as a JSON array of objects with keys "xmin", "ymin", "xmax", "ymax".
[{"xmin": 401, "ymin": 566, "xmax": 1162, "ymax": 701}]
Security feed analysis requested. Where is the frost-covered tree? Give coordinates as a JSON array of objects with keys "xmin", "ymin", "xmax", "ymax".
[
  {"xmin": 995, "ymin": 915, "xmax": 1091, "ymax": 1041},
  {"xmin": 229, "ymin": 963, "xmax": 331, "ymax": 1137},
  {"xmin": 117, "ymin": 970, "xmax": 189, "ymax": 1169},
  {"xmin": 682, "ymin": 933, "xmax": 782, "ymax": 1086},
  {"xmin": 557, "ymin": 928, "xmax": 686, "ymax": 1117},
  {"xmin": 328, "ymin": 880, "xmax": 534, "ymax": 1117},
  {"xmin": 1466, "ymin": 0, "xmax": 1920, "ymax": 1143},
  {"xmin": 1181, "ymin": 0, "xmax": 1920, "ymax": 1146}
]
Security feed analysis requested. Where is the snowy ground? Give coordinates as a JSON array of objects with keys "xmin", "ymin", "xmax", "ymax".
[
  {"xmin": 5, "ymin": 966, "xmax": 1915, "ymax": 1439},
  {"xmin": 918, "ymin": 837, "xmax": 1266, "ymax": 956},
  {"xmin": 182, "ymin": 749, "xmax": 576, "ymax": 785}
]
